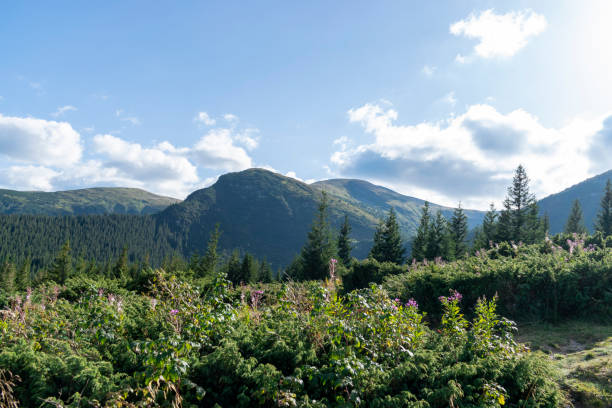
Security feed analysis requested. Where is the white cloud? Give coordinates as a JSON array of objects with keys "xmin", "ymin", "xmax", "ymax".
[
  {"xmin": 93, "ymin": 134, "xmax": 200, "ymax": 197},
  {"xmin": 421, "ymin": 65, "xmax": 436, "ymax": 77},
  {"xmin": 4, "ymin": 165, "xmax": 60, "ymax": 191},
  {"xmin": 334, "ymin": 102, "xmax": 605, "ymax": 209},
  {"xmin": 51, "ymin": 105, "xmax": 77, "ymax": 117},
  {"xmin": 0, "ymin": 114, "xmax": 83, "ymax": 167},
  {"xmin": 195, "ymin": 111, "xmax": 216, "ymax": 126},
  {"xmin": 224, "ymin": 113, "xmax": 239, "ymax": 122},
  {"xmin": 192, "ymin": 128, "xmax": 253, "ymax": 171},
  {"xmin": 450, "ymin": 9, "xmax": 547, "ymax": 58}
]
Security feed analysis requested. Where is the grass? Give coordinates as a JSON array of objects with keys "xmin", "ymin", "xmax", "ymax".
[{"xmin": 518, "ymin": 321, "xmax": 612, "ymax": 408}]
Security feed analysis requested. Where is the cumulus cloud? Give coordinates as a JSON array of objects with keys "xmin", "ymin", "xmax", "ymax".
[
  {"xmin": 450, "ymin": 9, "xmax": 547, "ymax": 58},
  {"xmin": 0, "ymin": 114, "xmax": 82, "ymax": 167},
  {"xmin": 195, "ymin": 111, "xmax": 216, "ymax": 126},
  {"xmin": 3, "ymin": 165, "xmax": 60, "ymax": 191},
  {"xmin": 333, "ymin": 102, "xmax": 604, "ymax": 208},
  {"xmin": 51, "ymin": 105, "xmax": 77, "ymax": 117},
  {"xmin": 0, "ymin": 112, "xmax": 260, "ymax": 198},
  {"xmin": 191, "ymin": 128, "xmax": 253, "ymax": 171}
]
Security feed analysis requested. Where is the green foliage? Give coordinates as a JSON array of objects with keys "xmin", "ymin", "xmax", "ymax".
[
  {"xmin": 565, "ymin": 199, "xmax": 587, "ymax": 234},
  {"xmin": 370, "ymin": 207, "xmax": 406, "ymax": 264},
  {"xmin": 411, "ymin": 202, "xmax": 431, "ymax": 262},
  {"xmin": 595, "ymin": 179, "xmax": 612, "ymax": 236},
  {"xmin": 450, "ymin": 203, "xmax": 469, "ymax": 258},
  {"xmin": 337, "ymin": 215, "xmax": 352, "ymax": 266},
  {"xmin": 297, "ymin": 191, "xmax": 338, "ymax": 280},
  {"xmin": 48, "ymin": 240, "xmax": 72, "ymax": 284}
]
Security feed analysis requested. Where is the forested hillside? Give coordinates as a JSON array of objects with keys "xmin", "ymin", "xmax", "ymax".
[{"xmin": 0, "ymin": 187, "xmax": 180, "ymax": 215}]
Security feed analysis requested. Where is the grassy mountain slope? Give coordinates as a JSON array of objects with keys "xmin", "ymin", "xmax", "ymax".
[
  {"xmin": 0, "ymin": 187, "xmax": 180, "ymax": 215},
  {"xmin": 156, "ymin": 169, "xmax": 486, "ymax": 267},
  {"xmin": 538, "ymin": 170, "xmax": 612, "ymax": 234}
]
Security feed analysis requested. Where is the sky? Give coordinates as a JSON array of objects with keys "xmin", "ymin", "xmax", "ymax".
[{"xmin": 1, "ymin": 1, "xmax": 612, "ymax": 209}]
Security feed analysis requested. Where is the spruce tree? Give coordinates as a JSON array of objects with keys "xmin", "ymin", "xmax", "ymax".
[
  {"xmin": 411, "ymin": 202, "xmax": 431, "ymax": 261},
  {"xmin": 300, "ymin": 191, "xmax": 337, "ymax": 280},
  {"xmin": 112, "ymin": 246, "xmax": 129, "ymax": 279},
  {"xmin": 1, "ymin": 261, "xmax": 16, "ymax": 292},
  {"xmin": 199, "ymin": 223, "xmax": 221, "ymax": 277},
  {"xmin": 225, "ymin": 249, "xmax": 243, "ymax": 285},
  {"xmin": 370, "ymin": 207, "xmax": 405, "ymax": 264},
  {"xmin": 16, "ymin": 256, "xmax": 31, "ymax": 291},
  {"xmin": 258, "ymin": 259, "xmax": 274, "ymax": 283},
  {"xmin": 498, "ymin": 165, "xmax": 539, "ymax": 243},
  {"xmin": 426, "ymin": 210, "xmax": 451, "ymax": 260},
  {"xmin": 596, "ymin": 179, "xmax": 612, "ymax": 236},
  {"xmin": 49, "ymin": 240, "xmax": 72, "ymax": 284},
  {"xmin": 239, "ymin": 253, "xmax": 258, "ymax": 284},
  {"xmin": 337, "ymin": 215, "xmax": 352, "ymax": 266},
  {"xmin": 449, "ymin": 203, "xmax": 468, "ymax": 258},
  {"xmin": 564, "ymin": 199, "xmax": 587, "ymax": 234},
  {"xmin": 482, "ymin": 203, "xmax": 498, "ymax": 247}
]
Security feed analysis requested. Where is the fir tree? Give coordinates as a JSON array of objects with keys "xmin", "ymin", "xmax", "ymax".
[
  {"xmin": 564, "ymin": 199, "xmax": 587, "ymax": 234},
  {"xmin": 411, "ymin": 202, "xmax": 431, "ymax": 261},
  {"xmin": 498, "ymin": 165, "xmax": 539, "ymax": 243},
  {"xmin": 300, "ymin": 191, "xmax": 337, "ymax": 280},
  {"xmin": 370, "ymin": 207, "xmax": 405, "ymax": 264},
  {"xmin": 16, "ymin": 256, "xmax": 32, "ymax": 291},
  {"xmin": 49, "ymin": 240, "xmax": 72, "ymax": 284},
  {"xmin": 1, "ymin": 261, "xmax": 16, "ymax": 292},
  {"xmin": 449, "ymin": 203, "xmax": 468, "ymax": 258},
  {"xmin": 595, "ymin": 179, "xmax": 612, "ymax": 236},
  {"xmin": 239, "ymin": 253, "xmax": 258, "ymax": 284},
  {"xmin": 199, "ymin": 223, "xmax": 221, "ymax": 277},
  {"xmin": 225, "ymin": 249, "xmax": 243, "ymax": 285},
  {"xmin": 426, "ymin": 210, "xmax": 451, "ymax": 260},
  {"xmin": 112, "ymin": 246, "xmax": 129, "ymax": 279},
  {"xmin": 482, "ymin": 203, "xmax": 498, "ymax": 247},
  {"xmin": 258, "ymin": 259, "xmax": 274, "ymax": 283},
  {"xmin": 337, "ymin": 215, "xmax": 352, "ymax": 266}
]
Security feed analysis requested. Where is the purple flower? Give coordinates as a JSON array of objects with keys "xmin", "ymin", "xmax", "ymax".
[
  {"xmin": 405, "ymin": 299, "xmax": 418, "ymax": 309},
  {"xmin": 448, "ymin": 290, "xmax": 463, "ymax": 302},
  {"xmin": 394, "ymin": 298, "xmax": 400, "ymax": 303},
  {"xmin": 169, "ymin": 309, "xmax": 179, "ymax": 316}
]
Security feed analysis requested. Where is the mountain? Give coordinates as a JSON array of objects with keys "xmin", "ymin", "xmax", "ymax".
[
  {"xmin": 0, "ymin": 187, "xmax": 180, "ymax": 215},
  {"xmin": 155, "ymin": 168, "xmax": 486, "ymax": 266},
  {"xmin": 538, "ymin": 170, "xmax": 612, "ymax": 234}
]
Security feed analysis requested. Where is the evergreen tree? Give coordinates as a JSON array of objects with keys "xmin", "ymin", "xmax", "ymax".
[
  {"xmin": 525, "ymin": 202, "xmax": 544, "ymax": 244},
  {"xmin": 564, "ymin": 199, "xmax": 587, "ymax": 234},
  {"xmin": 337, "ymin": 215, "xmax": 352, "ymax": 266},
  {"xmin": 449, "ymin": 203, "xmax": 468, "ymax": 258},
  {"xmin": 426, "ymin": 210, "xmax": 451, "ymax": 260},
  {"xmin": 300, "ymin": 191, "xmax": 337, "ymax": 280},
  {"xmin": 199, "ymin": 223, "xmax": 221, "ymax": 277},
  {"xmin": 1, "ymin": 261, "xmax": 16, "ymax": 292},
  {"xmin": 258, "ymin": 259, "xmax": 274, "ymax": 283},
  {"xmin": 370, "ymin": 207, "xmax": 405, "ymax": 264},
  {"xmin": 16, "ymin": 256, "xmax": 32, "ymax": 291},
  {"xmin": 239, "ymin": 253, "xmax": 258, "ymax": 284},
  {"xmin": 595, "ymin": 179, "xmax": 612, "ymax": 236},
  {"xmin": 225, "ymin": 249, "xmax": 243, "ymax": 285},
  {"xmin": 112, "ymin": 246, "xmax": 129, "ymax": 279},
  {"xmin": 541, "ymin": 212, "xmax": 550, "ymax": 237},
  {"xmin": 498, "ymin": 165, "xmax": 539, "ymax": 243},
  {"xmin": 411, "ymin": 202, "xmax": 431, "ymax": 261},
  {"xmin": 482, "ymin": 203, "xmax": 498, "ymax": 247},
  {"xmin": 49, "ymin": 240, "xmax": 72, "ymax": 284}
]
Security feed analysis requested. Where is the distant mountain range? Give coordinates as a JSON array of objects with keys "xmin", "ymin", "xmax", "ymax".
[
  {"xmin": 154, "ymin": 169, "xmax": 485, "ymax": 265},
  {"xmin": 538, "ymin": 170, "xmax": 612, "ymax": 234},
  {"xmin": 0, "ymin": 187, "xmax": 180, "ymax": 215},
  {"xmin": 2, "ymin": 168, "xmax": 611, "ymax": 267}
]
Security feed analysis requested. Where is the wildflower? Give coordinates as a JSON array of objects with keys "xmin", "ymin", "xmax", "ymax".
[
  {"xmin": 169, "ymin": 309, "xmax": 179, "ymax": 316},
  {"xmin": 448, "ymin": 290, "xmax": 463, "ymax": 302},
  {"xmin": 405, "ymin": 299, "xmax": 418, "ymax": 309}
]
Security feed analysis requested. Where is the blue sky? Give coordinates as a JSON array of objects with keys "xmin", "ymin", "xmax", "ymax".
[{"xmin": 1, "ymin": 1, "xmax": 612, "ymax": 208}]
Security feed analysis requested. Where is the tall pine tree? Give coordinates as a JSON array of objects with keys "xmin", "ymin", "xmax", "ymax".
[
  {"xmin": 411, "ymin": 202, "xmax": 431, "ymax": 261},
  {"xmin": 426, "ymin": 210, "xmax": 451, "ymax": 260},
  {"xmin": 300, "ymin": 191, "xmax": 337, "ymax": 280},
  {"xmin": 370, "ymin": 207, "xmax": 405, "ymax": 264},
  {"xmin": 49, "ymin": 240, "xmax": 72, "ymax": 284},
  {"xmin": 199, "ymin": 223, "xmax": 221, "ymax": 277},
  {"xmin": 498, "ymin": 165, "xmax": 540, "ymax": 243},
  {"xmin": 337, "ymin": 215, "xmax": 352, "ymax": 266},
  {"xmin": 595, "ymin": 179, "xmax": 612, "ymax": 236},
  {"xmin": 564, "ymin": 199, "xmax": 587, "ymax": 234},
  {"xmin": 449, "ymin": 203, "xmax": 468, "ymax": 258}
]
